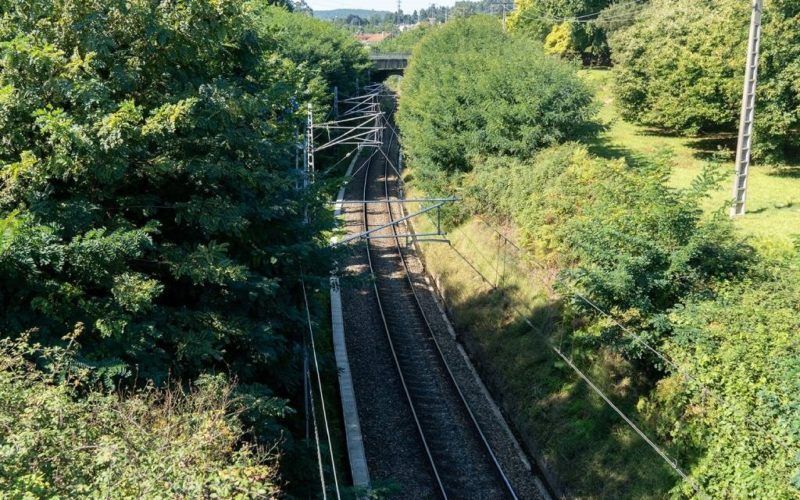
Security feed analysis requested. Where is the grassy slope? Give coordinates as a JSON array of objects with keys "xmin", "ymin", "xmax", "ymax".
[
  {"xmin": 404, "ymin": 70, "xmax": 799, "ymax": 497},
  {"xmin": 579, "ymin": 69, "xmax": 800, "ymax": 242},
  {"xmin": 405, "ymin": 202, "xmax": 677, "ymax": 498}
]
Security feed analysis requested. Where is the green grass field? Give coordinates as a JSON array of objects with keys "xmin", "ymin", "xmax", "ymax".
[{"xmin": 579, "ymin": 69, "xmax": 800, "ymax": 242}]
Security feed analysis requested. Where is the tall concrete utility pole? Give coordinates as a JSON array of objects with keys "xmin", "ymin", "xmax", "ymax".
[{"xmin": 731, "ymin": 0, "xmax": 763, "ymax": 217}]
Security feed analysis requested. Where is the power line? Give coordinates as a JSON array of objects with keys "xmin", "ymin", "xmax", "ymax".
[
  {"xmin": 301, "ymin": 273, "xmax": 342, "ymax": 500},
  {"xmin": 444, "ymin": 224, "xmax": 700, "ymax": 492},
  {"xmin": 470, "ymin": 215, "xmax": 793, "ymax": 456},
  {"xmin": 308, "ymin": 368, "xmax": 328, "ymax": 500},
  {"xmin": 441, "ymin": 223, "xmax": 697, "ymax": 489},
  {"xmin": 321, "ymin": 145, "xmax": 361, "ymax": 177},
  {"xmin": 514, "ymin": 0, "xmax": 649, "ymax": 25}
]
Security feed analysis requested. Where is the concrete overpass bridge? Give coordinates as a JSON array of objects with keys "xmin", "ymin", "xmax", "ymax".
[{"xmin": 369, "ymin": 52, "xmax": 410, "ymax": 76}]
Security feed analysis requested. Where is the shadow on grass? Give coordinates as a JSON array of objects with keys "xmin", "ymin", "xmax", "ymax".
[
  {"xmin": 767, "ymin": 164, "xmax": 800, "ymax": 178},
  {"xmin": 584, "ymin": 107, "xmax": 741, "ymax": 168},
  {"xmin": 685, "ymin": 135, "xmax": 737, "ymax": 162},
  {"xmin": 638, "ymin": 127, "xmax": 687, "ymax": 138},
  {"xmin": 747, "ymin": 201, "xmax": 795, "ymax": 214},
  {"xmin": 448, "ymin": 281, "xmax": 681, "ymax": 499},
  {"xmin": 584, "ymin": 127, "xmax": 654, "ymax": 171}
]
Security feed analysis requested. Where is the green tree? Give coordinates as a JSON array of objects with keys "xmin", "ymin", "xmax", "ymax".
[
  {"xmin": 373, "ymin": 23, "xmax": 438, "ymax": 54},
  {"xmin": 248, "ymin": 2, "xmax": 371, "ymax": 97},
  {"xmin": 543, "ymin": 22, "xmax": 580, "ymax": 58},
  {"xmin": 611, "ymin": 0, "xmax": 800, "ymax": 159},
  {"xmin": 0, "ymin": 0, "xmax": 321, "ymax": 386},
  {"xmin": 397, "ymin": 16, "xmax": 594, "ymax": 194},
  {"xmin": 508, "ymin": 0, "xmax": 614, "ymax": 64},
  {"xmin": 0, "ymin": 0, "xmax": 368, "ymax": 493}
]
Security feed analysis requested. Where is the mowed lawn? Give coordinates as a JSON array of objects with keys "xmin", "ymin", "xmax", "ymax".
[{"xmin": 580, "ymin": 69, "xmax": 800, "ymax": 242}]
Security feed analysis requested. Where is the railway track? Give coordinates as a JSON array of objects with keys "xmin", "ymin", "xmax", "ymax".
[{"xmin": 359, "ymin": 115, "xmax": 518, "ymax": 499}]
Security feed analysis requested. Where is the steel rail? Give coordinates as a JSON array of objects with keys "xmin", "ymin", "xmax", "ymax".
[
  {"xmin": 334, "ymin": 198, "xmax": 457, "ymax": 205},
  {"xmin": 360, "ymin": 104, "xmax": 449, "ymax": 499},
  {"xmin": 379, "ymin": 107, "xmax": 520, "ymax": 500}
]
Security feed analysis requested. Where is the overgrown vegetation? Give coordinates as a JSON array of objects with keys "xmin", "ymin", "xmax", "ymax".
[
  {"xmin": 397, "ymin": 12, "xmax": 800, "ymax": 498},
  {"xmin": 610, "ymin": 0, "xmax": 800, "ymax": 160},
  {"xmin": 465, "ymin": 145, "xmax": 750, "ymax": 316},
  {"xmin": 0, "ymin": 0, "xmax": 367, "ymax": 494},
  {"xmin": 508, "ymin": 0, "xmax": 621, "ymax": 64},
  {"xmin": 0, "ymin": 335, "xmax": 278, "ymax": 497},
  {"xmin": 652, "ymin": 242, "xmax": 800, "ymax": 497},
  {"xmin": 397, "ymin": 16, "xmax": 594, "ymax": 195},
  {"xmin": 373, "ymin": 23, "xmax": 438, "ymax": 53}
]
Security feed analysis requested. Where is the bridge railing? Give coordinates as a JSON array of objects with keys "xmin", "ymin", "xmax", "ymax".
[{"xmin": 369, "ymin": 52, "xmax": 411, "ymax": 60}]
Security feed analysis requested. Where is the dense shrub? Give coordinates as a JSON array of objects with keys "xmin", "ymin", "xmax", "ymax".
[
  {"xmin": 650, "ymin": 242, "xmax": 800, "ymax": 497},
  {"xmin": 611, "ymin": 0, "xmax": 800, "ymax": 159},
  {"xmin": 0, "ymin": 335, "xmax": 279, "ymax": 497},
  {"xmin": 397, "ymin": 16, "xmax": 594, "ymax": 194},
  {"xmin": 465, "ymin": 144, "xmax": 750, "ymax": 322}
]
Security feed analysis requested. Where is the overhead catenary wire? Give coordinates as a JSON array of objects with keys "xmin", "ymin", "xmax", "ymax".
[
  {"xmin": 346, "ymin": 147, "xmax": 381, "ymax": 181},
  {"xmin": 320, "ymin": 145, "xmax": 361, "ymax": 176},
  {"xmin": 334, "ymin": 84, "xmax": 715, "ymax": 493},
  {"xmin": 323, "ymin": 82, "xmax": 709, "ymax": 491},
  {"xmin": 399, "ymin": 196, "xmax": 698, "ymax": 490},
  {"xmin": 441, "ymin": 223, "xmax": 697, "ymax": 489},
  {"xmin": 394, "ymin": 170, "xmax": 695, "ymax": 488},
  {"xmin": 469, "ymin": 214, "xmax": 793, "ymax": 456},
  {"xmin": 513, "ymin": 0, "xmax": 649, "ymax": 24},
  {"xmin": 301, "ymin": 272, "xmax": 342, "ymax": 500},
  {"xmin": 368, "ymin": 94, "xmax": 520, "ymax": 497},
  {"xmin": 308, "ymin": 366, "xmax": 328, "ymax": 500}
]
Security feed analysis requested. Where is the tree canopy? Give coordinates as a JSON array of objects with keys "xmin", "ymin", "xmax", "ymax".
[
  {"xmin": 397, "ymin": 15, "xmax": 594, "ymax": 193},
  {"xmin": 508, "ymin": 0, "xmax": 615, "ymax": 64},
  {"xmin": 0, "ymin": 0, "xmax": 364, "ymax": 493},
  {"xmin": 249, "ymin": 2, "xmax": 371, "ymax": 97},
  {"xmin": 611, "ymin": 0, "xmax": 800, "ymax": 159},
  {"xmin": 373, "ymin": 23, "xmax": 439, "ymax": 54}
]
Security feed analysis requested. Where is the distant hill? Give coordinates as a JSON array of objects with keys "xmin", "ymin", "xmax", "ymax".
[{"xmin": 313, "ymin": 9, "xmax": 392, "ymax": 20}]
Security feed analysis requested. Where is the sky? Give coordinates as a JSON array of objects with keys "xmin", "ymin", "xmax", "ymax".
[{"xmin": 307, "ymin": 0, "xmax": 456, "ymax": 13}]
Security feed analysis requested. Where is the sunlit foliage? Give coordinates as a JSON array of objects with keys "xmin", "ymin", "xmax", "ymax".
[
  {"xmin": 397, "ymin": 16, "xmax": 594, "ymax": 195},
  {"xmin": 611, "ymin": 0, "xmax": 800, "ymax": 159},
  {"xmin": 0, "ymin": 335, "xmax": 279, "ymax": 497}
]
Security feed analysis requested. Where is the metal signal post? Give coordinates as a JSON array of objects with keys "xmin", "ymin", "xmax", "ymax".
[{"xmin": 305, "ymin": 103, "xmax": 315, "ymax": 187}]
